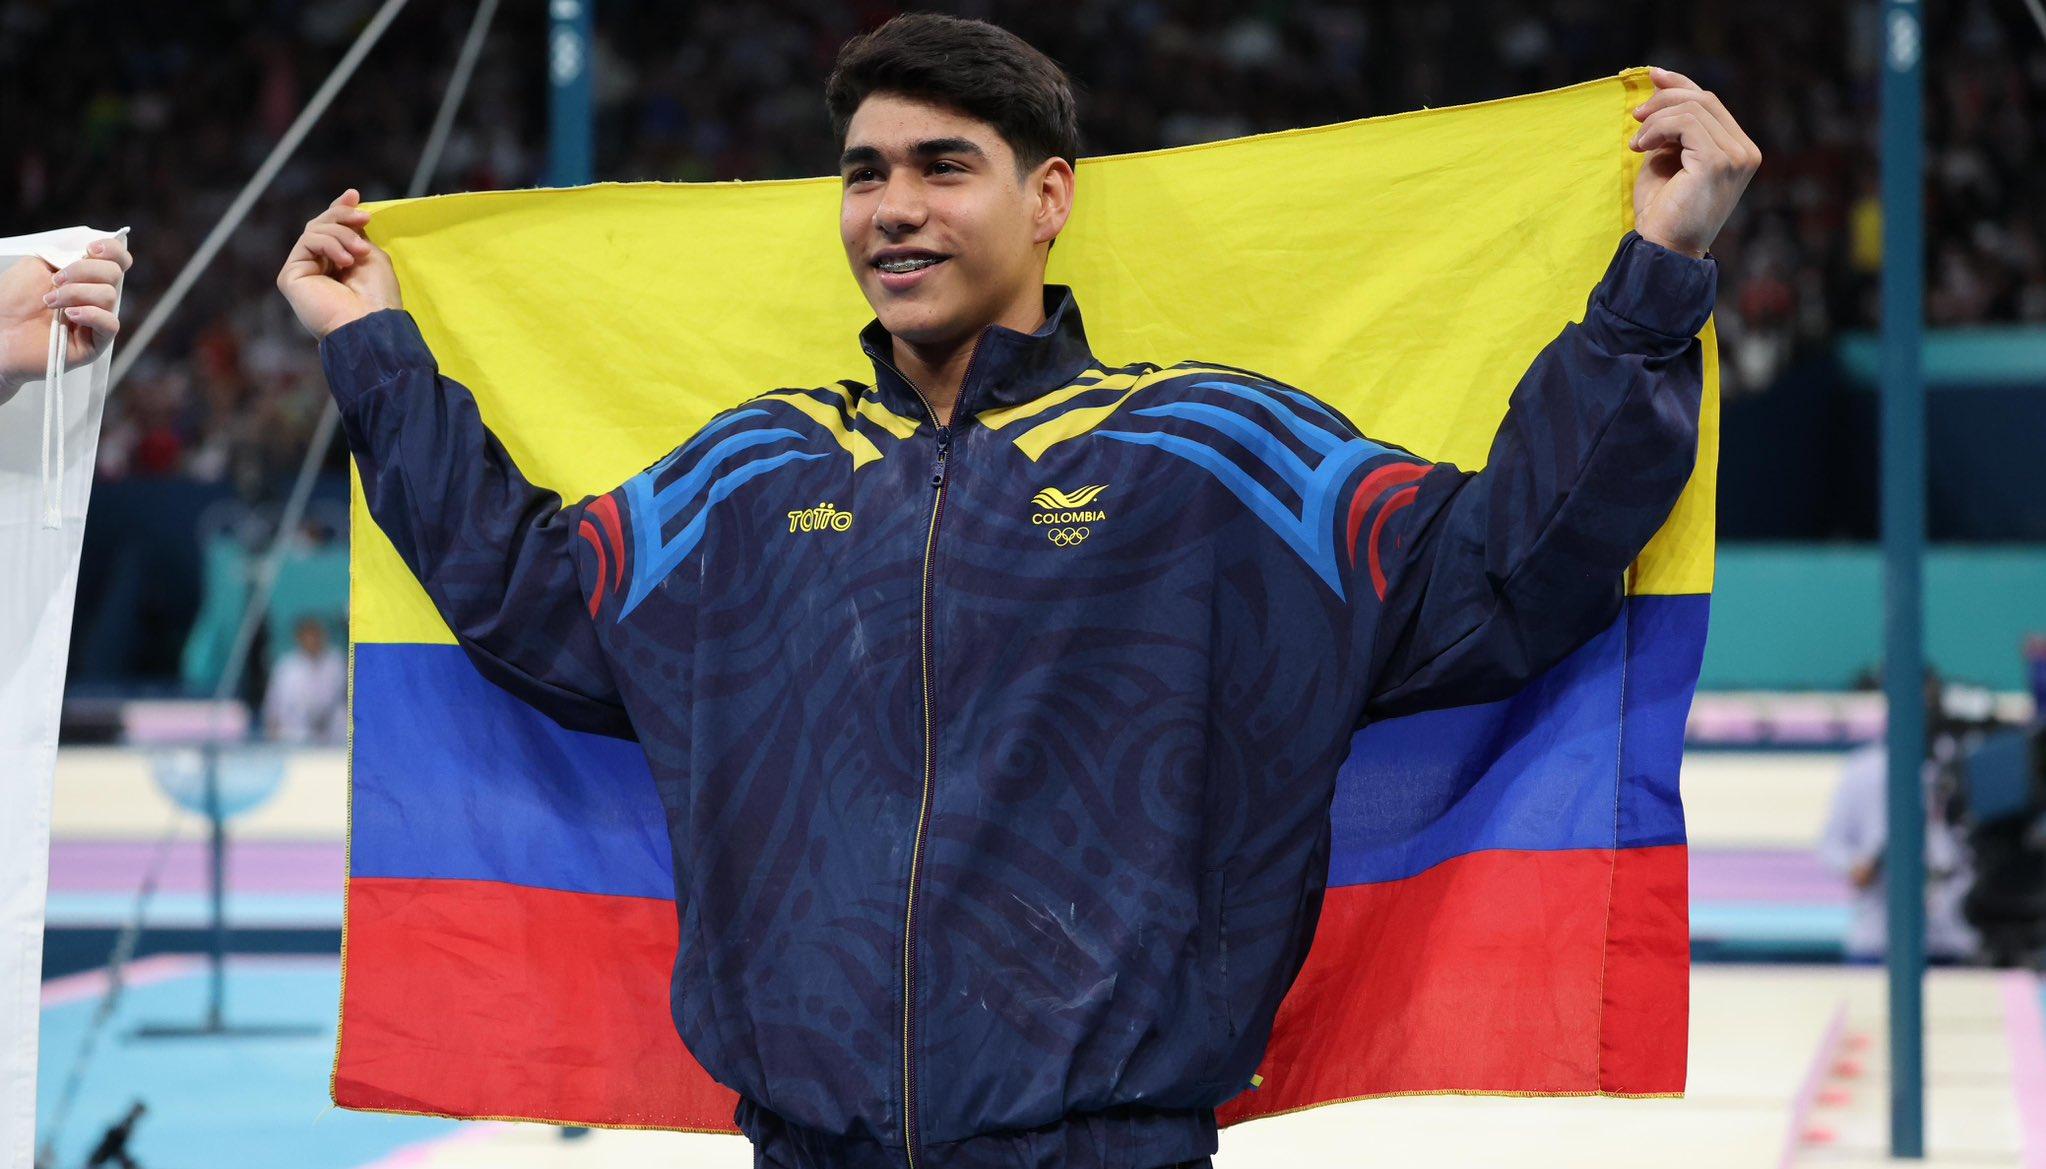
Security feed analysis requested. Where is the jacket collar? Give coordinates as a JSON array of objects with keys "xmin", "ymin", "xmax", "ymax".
[{"xmin": 857, "ymin": 283, "xmax": 1096, "ymax": 425}]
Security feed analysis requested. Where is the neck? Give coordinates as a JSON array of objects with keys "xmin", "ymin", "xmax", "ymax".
[{"xmin": 891, "ymin": 284, "xmax": 1048, "ymax": 426}]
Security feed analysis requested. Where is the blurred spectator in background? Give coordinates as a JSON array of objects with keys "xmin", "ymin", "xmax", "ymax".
[
  {"xmin": 1819, "ymin": 676, "xmax": 1981, "ymax": 963},
  {"xmin": 262, "ymin": 615, "xmax": 345, "ymax": 744}
]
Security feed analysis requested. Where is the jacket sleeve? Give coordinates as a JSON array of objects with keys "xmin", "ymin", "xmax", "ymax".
[
  {"xmin": 320, "ymin": 308, "xmax": 635, "ymax": 740},
  {"xmin": 1354, "ymin": 230, "xmax": 1716, "ymax": 721}
]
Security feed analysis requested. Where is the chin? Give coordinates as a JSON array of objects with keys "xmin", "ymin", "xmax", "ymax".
[{"xmin": 875, "ymin": 300, "xmax": 961, "ymax": 344}]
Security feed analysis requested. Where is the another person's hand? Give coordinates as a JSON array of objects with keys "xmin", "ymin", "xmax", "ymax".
[
  {"xmin": 277, "ymin": 188, "xmax": 402, "ymax": 341},
  {"xmin": 1629, "ymin": 66, "xmax": 1762, "ymax": 260},
  {"xmin": 0, "ymin": 234, "xmax": 133, "ymax": 404}
]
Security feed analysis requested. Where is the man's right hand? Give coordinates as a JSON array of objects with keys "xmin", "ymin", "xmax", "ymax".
[{"xmin": 277, "ymin": 189, "xmax": 402, "ymax": 341}]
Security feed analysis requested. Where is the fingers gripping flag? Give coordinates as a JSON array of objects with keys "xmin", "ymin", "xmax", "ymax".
[{"xmin": 337, "ymin": 70, "xmax": 1714, "ymax": 1128}]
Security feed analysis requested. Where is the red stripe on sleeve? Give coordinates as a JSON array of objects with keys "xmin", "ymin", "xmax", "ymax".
[
  {"xmin": 1344, "ymin": 461, "xmax": 1431, "ymax": 568},
  {"xmin": 585, "ymin": 495, "xmax": 626, "ymax": 592},
  {"xmin": 1366, "ymin": 484, "xmax": 1421, "ymax": 600},
  {"xmin": 578, "ymin": 521, "xmax": 608, "ymax": 618}
]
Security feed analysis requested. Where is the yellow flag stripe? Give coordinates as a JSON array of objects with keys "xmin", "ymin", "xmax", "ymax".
[
  {"xmin": 350, "ymin": 463, "xmax": 456, "ymax": 645},
  {"xmin": 350, "ymin": 68, "xmax": 1713, "ymax": 644}
]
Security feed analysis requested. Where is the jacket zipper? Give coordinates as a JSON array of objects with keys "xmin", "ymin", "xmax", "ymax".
[
  {"xmin": 905, "ymin": 423, "xmax": 944, "ymax": 1169},
  {"xmin": 871, "ymin": 335, "xmax": 983, "ymax": 1169}
]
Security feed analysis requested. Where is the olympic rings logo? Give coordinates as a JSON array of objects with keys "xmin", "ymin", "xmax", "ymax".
[{"xmin": 1047, "ymin": 526, "xmax": 1089, "ymax": 547}]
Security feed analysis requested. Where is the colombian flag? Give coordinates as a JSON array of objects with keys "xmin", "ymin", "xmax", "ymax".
[{"xmin": 336, "ymin": 68, "xmax": 1713, "ymax": 1128}]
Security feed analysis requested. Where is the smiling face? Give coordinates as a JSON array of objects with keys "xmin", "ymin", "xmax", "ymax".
[{"xmin": 839, "ymin": 92, "xmax": 1073, "ymax": 349}]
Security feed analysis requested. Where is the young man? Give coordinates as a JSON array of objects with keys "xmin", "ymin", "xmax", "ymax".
[{"xmin": 279, "ymin": 13, "xmax": 1757, "ymax": 1169}]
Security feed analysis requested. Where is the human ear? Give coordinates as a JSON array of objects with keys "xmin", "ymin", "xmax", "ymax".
[{"xmin": 1033, "ymin": 158, "xmax": 1075, "ymax": 246}]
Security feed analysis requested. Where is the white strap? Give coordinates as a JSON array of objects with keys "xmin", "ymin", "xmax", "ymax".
[{"xmin": 41, "ymin": 312, "xmax": 65, "ymax": 530}]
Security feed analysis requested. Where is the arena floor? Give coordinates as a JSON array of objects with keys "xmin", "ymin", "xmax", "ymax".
[
  {"xmin": 35, "ymin": 746, "xmax": 2040, "ymax": 1167},
  {"xmin": 36, "ymin": 958, "xmax": 2039, "ymax": 1167}
]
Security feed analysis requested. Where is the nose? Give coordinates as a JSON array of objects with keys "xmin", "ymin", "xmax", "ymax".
[{"xmin": 873, "ymin": 172, "xmax": 927, "ymax": 236}]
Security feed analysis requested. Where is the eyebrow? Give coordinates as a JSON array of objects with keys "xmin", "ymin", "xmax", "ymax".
[{"xmin": 839, "ymin": 137, "xmax": 988, "ymax": 171}]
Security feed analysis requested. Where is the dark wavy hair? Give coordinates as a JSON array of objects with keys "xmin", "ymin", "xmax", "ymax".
[{"xmin": 825, "ymin": 12, "xmax": 1082, "ymax": 182}]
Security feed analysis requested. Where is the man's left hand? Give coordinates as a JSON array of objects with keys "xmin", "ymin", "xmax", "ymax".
[{"xmin": 1630, "ymin": 66, "xmax": 1761, "ymax": 260}]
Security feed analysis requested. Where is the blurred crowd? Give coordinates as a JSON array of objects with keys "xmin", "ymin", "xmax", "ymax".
[
  {"xmin": 6, "ymin": 2, "xmax": 540, "ymax": 498},
  {"xmin": 7, "ymin": 0, "xmax": 2045, "ymax": 489},
  {"xmin": 3, "ymin": 0, "xmax": 2046, "ymax": 474}
]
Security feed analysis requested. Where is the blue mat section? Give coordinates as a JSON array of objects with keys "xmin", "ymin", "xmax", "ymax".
[
  {"xmin": 37, "ymin": 960, "xmax": 456, "ymax": 1169},
  {"xmin": 1691, "ymin": 902, "xmax": 1851, "ymax": 944},
  {"xmin": 1690, "ymin": 901, "xmax": 1850, "ymax": 962},
  {"xmin": 45, "ymin": 892, "xmax": 343, "ymax": 928}
]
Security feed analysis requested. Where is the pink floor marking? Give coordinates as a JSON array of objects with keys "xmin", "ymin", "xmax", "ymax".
[{"xmin": 2002, "ymin": 970, "xmax": 2046, "ymax": 1169}]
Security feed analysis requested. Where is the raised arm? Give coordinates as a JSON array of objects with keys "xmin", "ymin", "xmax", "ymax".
[
  {"xmin": 1354, "ymin": 229, "xmax": 1715, "ymax": 719},
  {"xmin": 281, "ymin": 190, "xmax": 631, "ymax": 739},
  {"xmin": 1352, "ymin": 66, "xmax": 1757, "ymax": 720}
]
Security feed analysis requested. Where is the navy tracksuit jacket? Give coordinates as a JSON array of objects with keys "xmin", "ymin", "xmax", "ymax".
[{"xmin": 321, "ymin": 229, "xmax": 1716, "ymax": 1169}]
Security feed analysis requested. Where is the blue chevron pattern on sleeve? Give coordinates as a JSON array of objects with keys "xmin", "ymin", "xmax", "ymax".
[
  {"xmin": 617, "ymin": 408, "xmax": 828, "ymax": 618},
  {"xmin": 1096, "ymin": 380, "xmax": 1390, "ymax": 598}
]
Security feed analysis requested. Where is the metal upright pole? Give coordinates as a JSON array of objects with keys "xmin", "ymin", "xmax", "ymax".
[
  {"xmin": 547, "ymin": 0, "xmax": 594, "ymax": 186},
  {"xmin": 545, "ymin": 5, "xmax": 594, "ymax": 1144},
  {"xmin": 204, "ymin": 744, "xmax": 226, "ymax": 1032},
  {"xmin": 1880, "ymin": 0, "xmax": 1927, "ymax": 1158}
]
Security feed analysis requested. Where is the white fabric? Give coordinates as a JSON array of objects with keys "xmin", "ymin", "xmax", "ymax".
[
  {"xmin": 1817, "ymin": 741, "xmax": 1980, "ymax": 960},
  {"xmin": 0, "ymin": 224, "xmax": 125, "ymax": 1169}
]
